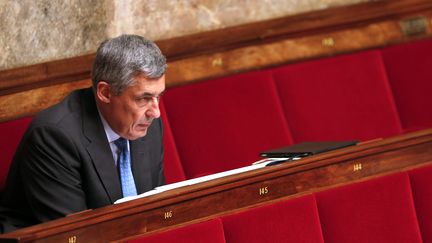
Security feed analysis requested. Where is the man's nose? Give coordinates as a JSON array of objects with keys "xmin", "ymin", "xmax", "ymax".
[{"xmin": 146, "ymin": 98, "xmax": 161, "ymax": 118}]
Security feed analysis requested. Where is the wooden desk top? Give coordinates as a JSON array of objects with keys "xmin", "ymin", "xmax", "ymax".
[{"xmin": 1, "ymin": 128, "xmax": 432, "ymax": 242}]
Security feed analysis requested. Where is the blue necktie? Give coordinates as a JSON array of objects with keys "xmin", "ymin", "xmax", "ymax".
[{"xmin": 114, "ymin": 138, "xmax": 137, "ymax": 197}]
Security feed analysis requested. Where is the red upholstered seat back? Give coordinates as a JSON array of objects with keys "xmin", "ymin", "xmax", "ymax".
[
  {"xmin": 0, "ymin": 108, "xmax": 187, "ymax": 189},
  {"xmin": 382, "ymin": 38, "xmax": 432, "ymax": 132},
  {"xmin": 163, "ymin": 70, "xmax": 293, "ymax": 178},
  {"xmin": 222, "ymin": 194, "xmax": 324, "ymax": 243},
  {"xmin": 0, "ymin": 117, "xmax": 32, "ymax": 191},
  {"xmin": 273, "ymin": 50, "xmax": 403, "ymax": 142},
  {"xmin": 159, "ymin": 101, "xmax": 186, "ymax": 184},
  {"xmin": 408, "ymin": 163, "xmax": 432, "ymax": 243},
  {"xmin": 315, "ymin": 172, "xmax": 422, "ymax": 243},
  {"xmin": 125, "ymin": 218, "xmax": 226, "ymax": 243}
]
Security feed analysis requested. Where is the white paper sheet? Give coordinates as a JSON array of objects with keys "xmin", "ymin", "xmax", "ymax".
[{"xmin": 114, "ymin": 157, "xmax": 291, "ymax": 204}]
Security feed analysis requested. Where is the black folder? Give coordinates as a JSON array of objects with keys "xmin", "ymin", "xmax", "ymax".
[{"xmin": 260, "ymin": 140, "xmax": 358, "ymax": 158}]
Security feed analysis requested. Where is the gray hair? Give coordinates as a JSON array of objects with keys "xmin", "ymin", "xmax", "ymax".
[{"xmin": 91, "ymin": 34, "xmax": 167, "ymax": 94}]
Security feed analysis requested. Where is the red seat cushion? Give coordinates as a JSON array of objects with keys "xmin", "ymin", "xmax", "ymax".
[
  {"xmin": 408, "ymin": 163, "xmax": 432, "ymax": 243},
  {"xmin": 273, "ymin": 50, "xmax": 402, "ymax": 142},
  {"xmin": 222, "ymin": 194, "xmax": 324, "ymax": 243},
  {"xmin": 316, "ymin": 172, "xmax": 422, "ymax": 243},
  {"xmin": 382, "ymin": 38, "xmax": 432, "ymax": 131},
  {"xmin": 163, "ymin": 70, "xmax": 293, "ymax": 178},
  {"xmin": 160, "ymin": 101, "xmax": 186, "ymax": 184},
  {"xmin": 0, "ymin": 117, "xmax": 32, "ymax": 191},
  {"xmin": 126, "ymin": 218, "xmax": 226, "ymax": 243}
]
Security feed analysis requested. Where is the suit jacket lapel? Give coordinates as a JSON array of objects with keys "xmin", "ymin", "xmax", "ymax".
[
  {"xmin": 131, "ymin": 136, "xmax": 154, "ymax": 194},
  {"xmin": 81, "ymin": 89, "xmax": 122, "ymax": 203}
]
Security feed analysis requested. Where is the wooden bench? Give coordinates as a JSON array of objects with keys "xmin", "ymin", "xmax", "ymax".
[
  {"xmin": 0, "ymin": 1, "xmax": 432, "ymax": 241},
  {"xmin": 1, "ymin": 129, "xmax": 431, "ymax": 242}
]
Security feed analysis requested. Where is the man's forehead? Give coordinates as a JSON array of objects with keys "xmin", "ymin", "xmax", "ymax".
[{"xmin": 130, "ymin": 75, "xmax": 165, "ymax": 94}]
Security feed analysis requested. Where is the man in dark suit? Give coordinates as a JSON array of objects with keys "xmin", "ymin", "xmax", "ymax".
[{"xmin": 0, "ymin": 34, "xmax": 167, "ymax": 233}]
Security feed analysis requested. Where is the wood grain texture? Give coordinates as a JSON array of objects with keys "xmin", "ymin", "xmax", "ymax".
[
  {"xmin": 0, "ymin": 79, "xmax": 91, "ymax": 122},
  {"xmin": 0, "ymin": 129, "xmax": 431, "ymax": 243},
  {"xmin": 0, "ymin": 54, "xmax": 94, "ymax": 96}
]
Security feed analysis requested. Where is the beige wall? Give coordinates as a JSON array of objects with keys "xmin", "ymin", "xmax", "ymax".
[{"xmin": 0, "ymin": 0, "xmax": 372, "ymax": 71}]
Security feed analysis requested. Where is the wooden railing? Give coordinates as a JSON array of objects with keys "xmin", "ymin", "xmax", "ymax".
[{"xmin": 0, "ymin": 129, "xmax": 431, "ymax": 242}]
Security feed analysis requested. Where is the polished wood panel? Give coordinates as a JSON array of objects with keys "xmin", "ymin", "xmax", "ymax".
[
  {"xmin": 0, "ymin": 54, "xmax": 94, "ymax": 96},
  {"xmin": 0, "ymin": 0, "xmax": 432, "ymax": 122},
  {"xmin": 0, "ymin": 79, "xmax": 91, "ymax": 122},
  {"xmin": 0, "ymin": 129, "xmax": 431, "ymax": 242}
]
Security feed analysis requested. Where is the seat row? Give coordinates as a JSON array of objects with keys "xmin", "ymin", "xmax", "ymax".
[
  {"xmin": 161, "ymin": 38, "xmax": 432, "ymax": 182},
  {"xmin": 127, "ymin": 162, "xmax": 432, "ymax": 243},
  {"xmin": 1, "ymin": 38, "xmax": 431, "ymax": 190}
]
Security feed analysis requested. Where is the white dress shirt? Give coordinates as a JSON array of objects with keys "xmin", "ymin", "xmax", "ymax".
[{"xmin": 98, "ymin": 110, "xmax": 130, "ymax": 165}]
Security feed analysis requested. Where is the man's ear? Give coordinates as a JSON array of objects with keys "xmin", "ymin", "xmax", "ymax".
[{"xmin": 96, "ymin": 81, "xmax": 111, "ymax": 104}]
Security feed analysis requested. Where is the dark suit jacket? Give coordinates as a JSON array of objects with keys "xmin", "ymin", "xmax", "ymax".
[{"xmin": 0, "ymin": 88, "xmax": 165, "ymax": 233}]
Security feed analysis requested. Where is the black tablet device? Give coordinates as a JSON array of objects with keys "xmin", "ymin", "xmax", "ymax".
[{"xmin": 260, "ymin": 140, "xmax": 358, "ymax": 158}]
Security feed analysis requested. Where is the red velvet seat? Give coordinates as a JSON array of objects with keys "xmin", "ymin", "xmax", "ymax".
[
  {"xmin": 0, "ymin": 117, "xmax": 32, "ymax": 191},
  {"xmin": 126, "ymin": 218, "xmax": 226, "ymax": 243},
  {"xmin": 163, "ymin": 70, "xmax": 293, "ymax": 178},
  {"xmin": 382, "ymin": 38, "xmax": 432, "ymax": 132},
  {"xmin": 221, "ymin": 194, "xmax": 324, "ymax": 243},
  {"xmin": 315, "ymin": 172, "xmax": 422, "ymax": 243},
  {"xmin": 273, "ymin": 50, "xmax": 402, "ymax": 142},
  {"xmin": 160, "ymin": 101, "xmax": 186, "ymax": 184},
  {"xmin": 408, "ymin": 163, "xmax": 432, "ymax": 243},
  {"xmin": 0, "ymin": 106, "xmax": 185, "ymax": 188}
]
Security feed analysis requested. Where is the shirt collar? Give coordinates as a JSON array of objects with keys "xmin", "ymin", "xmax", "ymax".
[{"xmin": 98, "ymin": 110, "xmax": 120, "ymax": 143}]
